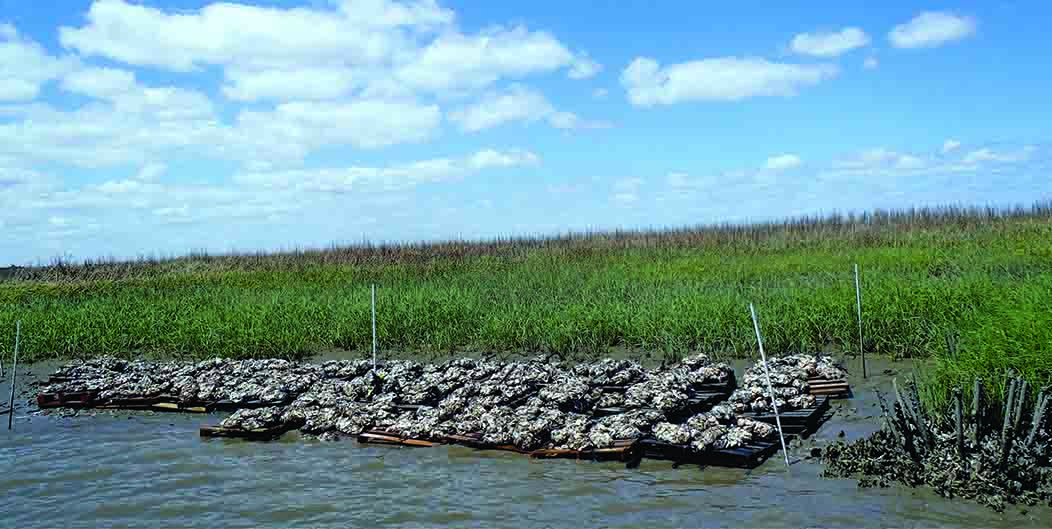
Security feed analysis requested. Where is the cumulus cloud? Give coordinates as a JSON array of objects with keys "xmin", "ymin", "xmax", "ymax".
[
  {"xmin": 831, "ymin": 148, "xmax": 929, "ymax": 172},
  {"xmin": 235, "ymin": 148, "xmax": 539, "ymax": 192},
  {"xmin": 0, "ymin": 23, "xmax": 77, "ymax": 101},
  {"xmin": 395, "ymin": 25, "xmax": 578, "ymax": 93},
  {"xmin": 236, "ymin": 99, "xmax": 441, "ymax": 152},
  {"xmin": 221, "ymin": 67, "xmax": 359, "ymax": 102},
  {"xmin": 59, "ymin": 66, "xmax": 136, "ymax": 98},
  {"xmin": 790, "ymin": 27, "xmax": 870, "ymax": 57},
  {"xmin": 568, "ymin": 53, "xmax": 603, "ymax": 79},
  {"xmin": 764, "ymin": 154, "xmax": 802, "ymax": 171},
  {"xmin": 58, "ymin": 0, "xmax": 594, "ymax": 101},
  {"xmin": 448, "ymin": 85, "xmax": 610, "ymax": 132},
  {"xmin": 467, "ymin": 149, "xmax": 541, "ymax": 169},
  {"xmin": 961, "ymin": 146, "xmax": 1035, "ymax": 165},
  {"xmin": 448, "ymin": 85, "xmax": 553, "ymax": 131},
  {"xmin": 59, "ymin": 0, "xmax": 450, "ymax": 72},
  {"xmin": 889, "ymin": 12, "xmax": 977, "ymax": 49},
  {"xmin": 941, "ymin": 139, "xmax": 962, "ymax": 154},
  {"xmin": 620, "ymin": 56, "xmax": 837, "ymax": 106}
]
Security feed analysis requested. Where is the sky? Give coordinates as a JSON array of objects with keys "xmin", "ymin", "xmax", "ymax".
[{"xmin": 1, "ymin": 0, "xmax": 1050, "ymax": 265}]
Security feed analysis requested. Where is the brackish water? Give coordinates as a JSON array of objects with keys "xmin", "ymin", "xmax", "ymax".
[{"xmin": 2, "ymin": 357, "xmax": 1050, "ymax": 528}]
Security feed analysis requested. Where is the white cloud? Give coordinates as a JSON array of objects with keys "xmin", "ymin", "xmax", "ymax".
[
  {"xmin": 59, "ymin": 66, "xmax": 136, "ymax": 98},
  {"xmin": 59, "ymin": 0, "xmax": 451, "ymax": 71},
  {"xmin": 820, "ymin": 144, "xmax": 1045, "ymax": 181},
  {"xmin": 764, "ymin": 154, "xmax": 802, "ymax": 171},
  {"xmin": 889, "ymin": 12, "xmax": 977, "ymax": 49},
  {"xmin": 448, "ymin": 85, "xmax": 610, "ymax": 132},
  {"xmin": 0, "ymin": 91, "xmax": 223, "ymax": 168},
  {"xmin": 961, "ymin": 146, "xmax": 1035, "ymax": 165},
  {"xmin": 790, "ymin": 27, "xmax": 870, "ymax": 57},
  {"xmin": 620, "ymin": 56, "xmax": 837, "ymax": 106},
  {"xmin": 0, "ymin": 24, "xmax": 77, "ymax": 101},
  {"xmin": 221, "ymin": 67, "xmax": 359, "ymax": 102},
  {"xmin": 467, "ymin": 148, "xmax": 540, "ymax": 169},
  {"xmin": 234, "ymin": 99, "xmax": 442, "ymax": 156},
  {"xmin": 97, "ymin": 179, "xmax": 149, "ymax": 194},
  {"xmin": 895, "ymin": 154, "xmax": 926, "ymax": 169},
  {"xmin": 135, "ymin": 163, "xmax": 167, "ymax": 182},
  {"xmin": 832, "ymin": 148, "xmax": 922, "ymax": 171},
  {"xmin": 448, "ymin": 85, "xmax": 553, "ymax": 131},
  {"xmin": 395, "ymin": 25, "xmax": 577, "ymax": 93},
  {"xmin": 568, "ymin": 53, "xmax": 602, "ymax": 79},
  {"xmin": 863, "ymin": 56, "xmax": 879, "ymax": 70},
  {"xmin": 59, "ymin": 0, "xmax": 592, "ymax": 102},
  {"xmin": 235, "ymin": 148, "xmax": 539, "ymax": 192}
]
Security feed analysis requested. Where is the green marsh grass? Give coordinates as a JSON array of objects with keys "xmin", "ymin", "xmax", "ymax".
[{"xmin": 2, "ymin": 202, "xmax": 1050, "ymax": 408}]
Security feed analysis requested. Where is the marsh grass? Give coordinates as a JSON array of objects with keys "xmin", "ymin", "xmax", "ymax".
[{"xmin": 2, "ymin": 201, "xmax": 1050, "ymax": 409}]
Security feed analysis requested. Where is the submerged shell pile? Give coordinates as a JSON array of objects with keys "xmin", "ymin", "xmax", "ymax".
[
  {"xmin": 42, "ymin": 354, "xmax": 781, "ymax": 452},
  {"xmin": 728, "ymin": 353, "xmax": 847, "ymax": 413}
]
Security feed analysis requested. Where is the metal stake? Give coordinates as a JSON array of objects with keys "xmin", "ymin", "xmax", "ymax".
[
  {"xmin": 371, "ymin": 284, "xmax": 377, "ymax": 373},
  {"xmin": 854, "ymin": 263, "xmax": 866, "ymax": 378},
  {"xmin": 750, "ymin": 303, "xmax": 790, "ymax": 470},
  {"xmin": 8, "ymin": 321, "xmax": 20, "ymax": 430}
]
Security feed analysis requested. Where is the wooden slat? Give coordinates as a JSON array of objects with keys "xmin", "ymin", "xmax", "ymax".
[
  {"xmin": 357, "ymin": 432, "xmax": 438, "ymax": 447},
  {"xmin": 806, "ymin": 378, "xmax": 852, "ymax": 399},
  {"xmin": 530, "ymin": 439, "xmax": 640, "ymax": 462}
]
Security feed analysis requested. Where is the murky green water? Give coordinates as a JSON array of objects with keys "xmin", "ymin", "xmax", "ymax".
[{"xmin": 2, "ymin": 356, "xmax": 1050, "ymax": 528}]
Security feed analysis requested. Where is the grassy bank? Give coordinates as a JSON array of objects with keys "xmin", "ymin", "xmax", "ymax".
[{"xmin": 2, "ymin": 203, "xmax": 1051, "ymax": 407}]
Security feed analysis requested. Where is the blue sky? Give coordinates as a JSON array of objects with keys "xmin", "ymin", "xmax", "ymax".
[{"xmin": 0, "ymin": 1, "xmax": 1049, "ymax": 265}]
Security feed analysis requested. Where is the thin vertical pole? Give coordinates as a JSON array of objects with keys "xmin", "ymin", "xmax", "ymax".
[
  {"xmin": 750, "ymin": 303, "xmax": 790, "ymax": 470},
  {"xmin": 8, "ymin": 321, "xmax": 20, "ymax": 430},
  {"xmin": 854, "ymin": 263, "xmax": 866, "ymax": 378},
  {"xmin": 370, "ymin": 286, "xmax": 378, "ymax": 372}
]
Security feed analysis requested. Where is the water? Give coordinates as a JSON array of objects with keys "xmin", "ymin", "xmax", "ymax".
[{"xmin": 2, "ymin": 357, "xmax": 1051, "ymax": 528}]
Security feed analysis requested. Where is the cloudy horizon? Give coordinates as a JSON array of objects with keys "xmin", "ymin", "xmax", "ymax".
[{"xmin": 1, "ymin": 1, "xmax": 1050, "ymax": 266}]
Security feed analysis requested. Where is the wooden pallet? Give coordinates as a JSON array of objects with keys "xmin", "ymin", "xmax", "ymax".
[
  {"xmin": 638, "ymin": 438, "xmax": 781, "ymax": 469},
  {"xmin": 530, "ymin": 439, "xmax": 640, "ymax": 462},
  {"xmin": 37, "ymin": 390, "xmax": 100, "ymax": 409},
  {"xmin": 807, "ymin": 378, "xmax": 852, "ymax": 398},
  {"xmin": 747, "ymin": 396, "xmax": 831, "ymax": 435},
  {"xmin": 199, "ymin": 418, "xmax": 305, "ymax": 441}
]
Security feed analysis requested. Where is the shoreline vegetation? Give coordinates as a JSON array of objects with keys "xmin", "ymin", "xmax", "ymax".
[{"xmin": 3, "ymin": 201, "xmax": 1051, "ymax": 409}]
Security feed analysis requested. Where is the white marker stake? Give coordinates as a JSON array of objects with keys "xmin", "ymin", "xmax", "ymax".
[
  {"xmin": 750, "ymin": 304, "xmax": 790, "ymax": 470},
  {"xmin": 855, "ymin": 263, "xmax": 866, "ymax": 378},
  {"xmin": 371, "ymin": 284, "xmax": 377, "ymax": 373},
  {"xmin": 8, "ymin": 321, "xmax": 20, "ymax": 430}
]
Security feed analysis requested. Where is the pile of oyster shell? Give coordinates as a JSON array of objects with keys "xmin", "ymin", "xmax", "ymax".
[
  {"xmin": 41, "ymin": 353, "xmax": 825, "ymax": 452},
  {"xmin": 727, "ymin": 353, "xmax": 847, "ymax": 413}
]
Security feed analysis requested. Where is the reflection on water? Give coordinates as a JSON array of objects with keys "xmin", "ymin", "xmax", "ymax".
[{"xmin": 1, "ymin": 358, "xmax": 1050, "ymax": 528}]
